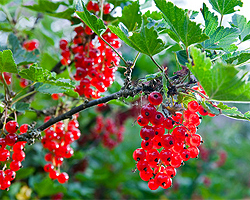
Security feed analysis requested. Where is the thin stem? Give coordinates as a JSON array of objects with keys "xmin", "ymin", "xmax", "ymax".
[
  {"xmin": 12, "ymin": 82, "xmax": 35, "ymax": 98},
  {"xmin": 11, "ymin": 91, "xmax": 36, "ymax": 106},
  {"xmin": 150, "ymin": 56, "xmax": 172, "ymax": 87},
  {"xmin": 37, "ymin": 87, "xmax": 142, "ymax": 131},
  {"xmin": 100, "ymin": 36, "xmax": 128, "ymax": 67},
  {"xmin": 188, "ymin": 88, "xmax": 209, "ymax": 100},
  {"xmin": 131, "ymin": 52, "xmax": 140, "ymax": 69},
  {"xmin": 1, "ymin": 73, "xmax": 11, "ymax": 98},
  {"xmin": 186, "ymin": 47, "xmax": 189, "ymax": 60},
  {"xmin": 219, "ymin": 14, "xmax": 223, "ymax": 26},
  {"xmin": 100, "ymin": 0, "xmax": 104, "ymax": 20}
]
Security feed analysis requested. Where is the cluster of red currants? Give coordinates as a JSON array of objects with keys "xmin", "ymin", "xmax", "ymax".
[
  {"xmin": 42, "ymin": 115, "xmax": 81, "ymax": 184},
  {"xmin": 22, "ymin": 39, "xmax": 39, "ymax": 52},
  {"xmin": 0, "ymin": 121, "xmax": 28, "ymax": 190},
  {"xmin": 133, "ymin": 91, "xmax": 214, "ymax": 190},
  {"xmin": 92, "ymin": 116, "xmax": 124, "ymax": 149},
  {"xmin": 86, "ymin": 0, "xmax": 113, "ymax": 15},
  {"xmin": 59, "ymin": 25, "xmax": 121, "ymax": 99}
]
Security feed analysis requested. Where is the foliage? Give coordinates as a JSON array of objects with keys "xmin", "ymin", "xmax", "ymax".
[{"xmin": 0, "ymin": 0, "xmax": 250, "ymax": 199}]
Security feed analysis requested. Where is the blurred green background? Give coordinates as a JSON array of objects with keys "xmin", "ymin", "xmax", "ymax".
[{"xmin": 0, "ymin": 0, "xmax": 250, "ymax": 199}]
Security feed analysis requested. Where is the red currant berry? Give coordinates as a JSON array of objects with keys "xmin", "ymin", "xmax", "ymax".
[
  {"xmin": 148, "ymin": 179, "xmax": 159, "ymax": 190},
  {"xmin": 5, "ymin": 133, "xmax": 18, "ymax": 146},
  {"xmin": 5, "ymin": 121, "xmax": 19, "ymax": 134},
  {"xmin": 57, "ymin": 172, "xmax": 69, "ymax": 184},
  {"xmin": 49, "ymin": 169, "xmax": 59, "ymax": 180},
  {"xmin": 161, "ymin": 134, "xmax": 175, "ymax": 149},
  {"xmin": 59, "ymin": 39, "xmax": 68, "ymax": 50},
  {"xmin": 188, "ymin": 146, "xmax": 200, "ymax": 158},
  {"xmin": 141, "ymin": 103, "xmax": 156, "ymax": 119},
  {"xmin": 5, "ymin": 169, "xmax": 16, "ymax": 181},
  {"xmin": 188, "ymin": 100, "xmax": 199, "ymax": 112},
  {"xmin": 133, "ymin": 148, "xmax": 146, "ymax": 161},
  {"xmin": 148, "ymin": 92, "xmax": 163, "ymax": 105},
  {"xmin": 140, "ymin": 125, "xmax": 155, "ymax": 140},
  {"xmin": 137, "ymin": 115, "xmax": 149, "ymax": 126},
  {"xmin": 10, "ymin": 161, "xmax": 22, "ymax": 171}
]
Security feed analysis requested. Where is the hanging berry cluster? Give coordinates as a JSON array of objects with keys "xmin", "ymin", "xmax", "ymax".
[
  {"xmin": 133, "ymin": 91, "xmax": 214, "ymax": 190},
  {"xmin": 42, "ymin": 115, "xmax": 81, "ymax": 184},
  {"xmin": 92, "ymin": 116, "xmax": 124, "ymax": 149},
  {"xmin": 59, "ymin": 2, "xmax": 121, "ymax": 99},
  {"xmin": 0, "ymin": 121, "xmax": 28, "ymax": 190}
]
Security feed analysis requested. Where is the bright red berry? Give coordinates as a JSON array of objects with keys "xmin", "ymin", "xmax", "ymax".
[
  {"xmin": 148, "ymin": 92, "xmax": 163, "ymax": 105},
  {"xmin": 5, "ymin": 121, "xmax": 19, "ymax": 134}
]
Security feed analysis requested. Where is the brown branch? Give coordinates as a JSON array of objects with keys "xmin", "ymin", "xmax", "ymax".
[{"xmin": 37, "ymin": 87, "xmax": 142, "ymax": 132}]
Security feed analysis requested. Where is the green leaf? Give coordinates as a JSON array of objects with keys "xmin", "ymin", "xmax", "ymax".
[
  {"xmin": 34, "ymin": 177, "xmax": 66, "ymax": 198},
  {"xmin": 0, "ymin": 0, "xmax": 11, "ymax": 5},
  {"xmin": 175, "ymin": 50, "xmax": 188, "ymax": 66},
  {"xmin": 11, "ymin": 102, "xmax": 30, "ymax": 113},
  {"xmin": 201, "ymin": 3, "xmax": 218, "ymax": 36},
  {"xmin": 19, "ymin": 64, "xmax": 55, "ymax": 83},
  {"xmin": 154, "ymin": 0, "xmax": 209, "ymax": 47},
  {"xmin": 36, "ymin": 83, "xmax": 68, "ymax": 94},
  {"xmin": 119, "ymin": 1, "xmax": 142, "ymax": 31},
  {"xmin": 75, "ymin": 3, "xmax": 106, "ymax": 36},
  {"xmin": 8, "ymin": 33, "xmax": 39, "ymax": 66},
  {"xmin": 0, "ymin": 22, "xmax": 12, "ymax": 32},
  {"xmin": 47, "ymin": 8, "xmax": 75, "ymax": 20},
  {"xmin": 36, "ymin": 83, "xmax": 79, "ymax": 98},
  {"xmin": 230, "ymin": 14, "xmax": 250, "ymax": 42},
  {"xmin": 109, "ymin": 24, "xmax": 168, "ymax": 56},
  {"xmin": 217, "ymin": 102, "xmax": 250, "ymax": 121},
  {"xmin": 16, "ymin": 167, "xmax": 35, "ymax": 180},
  {"xmin": 144, "ymin": 71, "xmax": 162, "ymax": 81},
  {"xmin": 201, "ymin": 26, "xmax": 239, "ymax": 50},
  {"xmin": 19, "ymin": 64, "xmax": 77, "ymax": 98},
  {"xmin": 23, "ymin": 0, "xmax": 74, "ymax": 20},
  {"xmin": 108, "ymin": 99, "xmax": 129, "ymax": 107},
  {"xmin": 40, "ymin": 52, "xmax": 58, "ymax": 71},
  {"xmin": 209, "ymin": 0, "xmax": 243, "ymax": 15},
  {"xmin": 188, "ymin": 46, "xmax": 250, "ymax": 102},
  {"xmin": 23, "ymin": 0, "xmax": 67, "ymax": 13},
  {"xmin": 0, "ymin": 50, "xmax": 17, "ymax": 73},
  {"xmin": 226, "ymin": 52, "xmax": 250, "ymax": 65}
]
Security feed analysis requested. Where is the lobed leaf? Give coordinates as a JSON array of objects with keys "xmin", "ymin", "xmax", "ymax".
[
  {"xmin": 75, "ymin": 2, "xmax": 106, "ymax": 36},
  {"xmin": 201, "ymin": 3, "xmax": 218, "ymax": 36},
  {"xmin": 188, "ymin": 47, "xmax": 250, "ymax": 102},
  {"xmin": 209, "ymin": 0, "xmax": 243, "ymax": 15},
  {"xmin": 226, "ymin": 52, "xmax": 250, "ymax": 66},
  {"xmin": 154, "ymin": 0, "xmax": 209, "ymax": 48},
  {"xmin": 230, "ymin": 14, "xmax": 250, "ymax": 42},
  {"xmin": 217, "ymin": 102, "xmax": 250, "ymax": 121},
  {"xmin": 0, "ymin": 50, "xmax": 18, "ymax": 73},
  {"xmin": 118, "ymin": 1, "xmax": 142, "ymax": 31},
  {"xmin": 109, "ymin": 24, "xmax": 168, "ymax": 56},
  {"xmin": 201, "ymin": 26, "xmax": 239, "ymax": 50}
]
